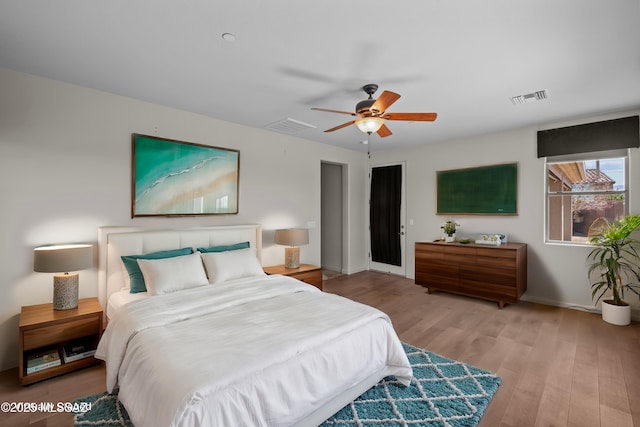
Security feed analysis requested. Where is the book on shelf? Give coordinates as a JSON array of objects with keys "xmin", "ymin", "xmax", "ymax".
[
  {"xmin": 62, "ymin": 339, "xmax": 96, "ymax": 363},
  {"xmin": 26, "ymin": 348, "xmax": 61, "ymax": 374}
]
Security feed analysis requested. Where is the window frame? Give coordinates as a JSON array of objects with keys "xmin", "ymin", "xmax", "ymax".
[{"xmin": 544, "ymin": 149, "xmax": 629, "ymax": 245}]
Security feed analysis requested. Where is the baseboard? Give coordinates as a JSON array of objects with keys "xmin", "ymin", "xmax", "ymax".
[
  {"xmin": 521, "ymin": 295, "xmax": 640, "ymax": 322},
  {"xmin": 0, "ymin": 357, "xmax": 18, "ymax": 372},
  {"xmin": 321, "ymin": 264, "xmax": 342, "ymax": 273},
  {"xmin": 342, "ymin": 266, "xmax": 367, "ymax": 275}
]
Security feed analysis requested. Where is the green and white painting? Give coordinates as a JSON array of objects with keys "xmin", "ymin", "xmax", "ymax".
[{"xmin": 132, "ymin": 134, "xmax": 239, "ymax": 216}]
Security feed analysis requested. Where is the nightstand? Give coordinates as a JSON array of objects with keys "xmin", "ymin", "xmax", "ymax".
[
  {"xmin": 263, "ymin": 264, "xmax": 323, "ymax": 290},
  {"xmin": 18, "ymin": 297, "xmax": 103, "ymax": 385}
]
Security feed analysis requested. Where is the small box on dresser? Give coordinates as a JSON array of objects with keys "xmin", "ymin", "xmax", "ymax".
[{"xmin": 415, "ymin": 241, "xmax": 527, "ymax": 308}]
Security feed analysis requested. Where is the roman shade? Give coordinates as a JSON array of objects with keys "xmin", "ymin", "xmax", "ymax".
[{"xmin": 537, "ymin": 115, "xmax": 639, "ymax": 158}]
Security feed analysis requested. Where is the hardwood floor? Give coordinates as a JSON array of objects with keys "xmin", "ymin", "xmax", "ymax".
[
  {"xmin": 1, "ymin": 270, "xmax": 638, "ymax": 426},
  {"xmin": 325, "ymin": 271, "xmax": 640, "ymax": 427},
  {"xmin": 0, "ymin": 363, "xmax": 105, "ymax": 426}
]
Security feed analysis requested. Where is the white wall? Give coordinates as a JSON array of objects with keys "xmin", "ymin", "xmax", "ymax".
[
  {"xmin": 0, "ymin": 68, "xmax": 368, "ymax": 370},
  {"xmin": 369, "ymin": 108, "xmax": 640, "ymax": 319}
]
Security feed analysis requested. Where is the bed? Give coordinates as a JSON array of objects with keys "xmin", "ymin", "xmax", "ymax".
[{"xmin": 96, "ymin": 225, "xmax": 412, "ymax": 427}]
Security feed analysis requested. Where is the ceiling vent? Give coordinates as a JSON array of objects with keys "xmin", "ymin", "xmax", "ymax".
[
  {"xmin": 510, "ymin": 89, "xmax": 548, "ymax": 105},
  {"xmin": 265, "ymin": 118, "xmax": 317, "ymax": 134}
]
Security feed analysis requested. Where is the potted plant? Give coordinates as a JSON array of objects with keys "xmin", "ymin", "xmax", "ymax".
[
  {"xmin": 441, "ymin": 220, "xmax": 459, "ymax": 243},
  {"xmin": 586, "ymin": 214, "xmax": 640, "ymax": 325}
]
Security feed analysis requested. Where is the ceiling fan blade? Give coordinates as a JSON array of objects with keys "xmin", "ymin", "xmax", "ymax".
[
  {"xmin": 311, "ymin": 107, "xmax": 356, "ymax": 116},
  {"xmin": 377, "ymin": 123, "xmax": 393, "ymax": 138},
  {"xmin": 371, "ymin": 91, "xmax": 401, "ymax": 113},
  {"xmin": 382, "ymin": 112, "xmax": 438, "ymax": 121},
  {"xmin": 324, "ymin": 121, "xmax": 355, "ymax": 132}
]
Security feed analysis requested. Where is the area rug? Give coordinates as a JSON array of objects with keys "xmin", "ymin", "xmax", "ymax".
[{"xmin": 74, "ymin": 343, "xmax": 500, "ymax": 427}]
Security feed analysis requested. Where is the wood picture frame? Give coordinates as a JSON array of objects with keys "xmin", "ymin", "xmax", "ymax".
[{"xmin": 131, "ymin": 134, "xmax": 239, "ymax": 217}]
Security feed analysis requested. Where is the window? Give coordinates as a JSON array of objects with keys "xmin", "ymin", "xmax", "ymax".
[{"xmin": 546, "ymin": 150, "xmax": 628, "ymax": 244}]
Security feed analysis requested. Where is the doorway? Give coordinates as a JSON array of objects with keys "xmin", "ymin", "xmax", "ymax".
[
  {"xmin": 321, "ymin": 162, "xmax": 346, "ymax": 275},
  {"xmin": 369, "ymin": 162, "xmax": 406, "ymax": 276}
]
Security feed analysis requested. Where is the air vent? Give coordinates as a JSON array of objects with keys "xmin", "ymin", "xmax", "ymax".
[
  {"xmin": 510, "ymin": 89, "xmax": 548, "ymax": 105},
  {"xmin": 265, "ymin": 118, "xmax": 316, "ymax": 134}
]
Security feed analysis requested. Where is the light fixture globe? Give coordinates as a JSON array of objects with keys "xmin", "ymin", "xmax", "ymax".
[{"xmin": 355, "ymin": 117, "xmax": 384, "ymax": 134}]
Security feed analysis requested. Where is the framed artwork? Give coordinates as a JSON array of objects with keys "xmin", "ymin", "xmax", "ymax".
[
  {"xmin": 131, "ymin": 134, "xmax": 239, "ymax": 217},
  {"xmin": 436, "ymin": 162, "xmax": 517, "ymax": 215}
]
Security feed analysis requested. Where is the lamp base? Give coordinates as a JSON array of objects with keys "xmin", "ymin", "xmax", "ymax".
[
  {"xmin": 284, "ymin": 247, "xmax": 301, "ymax": 269},
  {"xmin": 53, "ymin": 273, "xmax": 79, "ymax": 310}
]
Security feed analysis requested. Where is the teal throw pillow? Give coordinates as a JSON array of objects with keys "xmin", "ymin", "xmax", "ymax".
[
  {"xmin": 122, "ymin": 247, "xmax": 194, "ymax": 294},
  {"xmin": 197, "ymin": 241, "xmax": 250, "ymax": 253}
]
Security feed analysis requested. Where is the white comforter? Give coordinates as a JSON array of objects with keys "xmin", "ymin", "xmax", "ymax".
[{"xmin": 95, "ymin": 274, "xmax": 412, "ymax": 427}]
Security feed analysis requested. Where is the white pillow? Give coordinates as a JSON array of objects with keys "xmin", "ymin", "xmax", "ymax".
[
  {"xmin": 201, "ymin": 248, "xmax": 265, "ymax": 284},
  {"xmin": 137, "ymin": 252, "xmax": 209, "ymax": 295}
]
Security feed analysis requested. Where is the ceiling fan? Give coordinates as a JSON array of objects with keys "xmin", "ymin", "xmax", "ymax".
[{"xmin": 311, "ymin": 84, "xmax": 437, "ymax": 138}]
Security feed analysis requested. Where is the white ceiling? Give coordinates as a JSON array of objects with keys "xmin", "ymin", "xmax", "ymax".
[{"xmin": 1, "ymin": 1, "xmax": 639, "ymax": 152}]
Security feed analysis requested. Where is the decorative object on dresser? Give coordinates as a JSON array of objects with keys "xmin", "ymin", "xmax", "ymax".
[
  {"xmin": 274, "ymin": 228, "xmax": 309, "ymax": 268},
  {"xmin": 263, "ymin": 264, "xmax": 323, "ymax": 290},
  {"xmin": 441, "ymin": 220, "xmax": 459, "ymax": 242},
  {"xmin": 33, "ymin": 244, "xmax": 93, "ymax": 310},
  {"xmin": 18, "ymin": 297, "xmax": 103, "ymax": 385},
  {"xmin": 415, "ymin": 241, "xmax": 527, "ymax": 308}
]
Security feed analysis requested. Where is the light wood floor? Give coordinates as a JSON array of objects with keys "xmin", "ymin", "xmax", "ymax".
[{"xmin": 1, "ymin": 270, "xmax": 639, "ymax": 426}]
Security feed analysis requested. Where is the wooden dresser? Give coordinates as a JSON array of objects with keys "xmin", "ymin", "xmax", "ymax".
[{"xmin": 415, "ymin": 241, "xmax": 527, "ymax": 308}]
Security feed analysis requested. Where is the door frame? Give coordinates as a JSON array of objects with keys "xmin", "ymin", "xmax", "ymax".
[{"xmin": 368, "ymin": 161, "xmax": 406, "ymax": 276}]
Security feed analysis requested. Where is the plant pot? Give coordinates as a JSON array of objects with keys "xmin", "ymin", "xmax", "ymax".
[
  {"xmin": 444, "ymin": 234, "xmax": 455, "ymax": 243},
  {"xmin": 601, "ymin": 299, "xmax": 631, "ymax": 326}
]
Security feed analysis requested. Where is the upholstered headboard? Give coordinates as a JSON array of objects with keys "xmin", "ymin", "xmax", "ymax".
[{"xmin": 97, "ymin": 225, "xmax": 263, "ymax": 309}]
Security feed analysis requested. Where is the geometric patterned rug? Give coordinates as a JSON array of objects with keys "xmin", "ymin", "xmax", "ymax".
[
  {"xmin": 74, "ymin": 390, "xmax": 133, "ymax": 427},
  {"xmin": 74, "ymin": 342, "xmax": 500, "ymax": 427},
  {"xmin": 320, "ymin": 343, "xmax": 501, "ymax": 427}
]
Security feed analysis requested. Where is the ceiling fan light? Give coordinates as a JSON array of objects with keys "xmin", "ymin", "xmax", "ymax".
[{"xmin": 355, "ymin": 117, "xmax": 384, "ymax": 133}]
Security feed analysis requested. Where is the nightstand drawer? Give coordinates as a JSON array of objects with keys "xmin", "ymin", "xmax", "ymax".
[{"xmin": 23, "ymin": 316, "xmax": 101, "ymax": 351}]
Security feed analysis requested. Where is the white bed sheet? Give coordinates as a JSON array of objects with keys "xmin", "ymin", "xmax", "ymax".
[
  {"xmin": 106, "ymin": 289, "xmax": 147, "ymax": 320},
  {"xmin": 96, "ymin": 274, "xmax": 412, "ymax": 427}
]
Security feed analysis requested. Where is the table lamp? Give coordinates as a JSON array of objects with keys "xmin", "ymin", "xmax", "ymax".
[
  {"xmin": 34, "ymin": 244, "xmax": 93, "ymax": 310},
  {"xmin": 274, "ymin": 228, "xmax": 309, "ymax": 269}
]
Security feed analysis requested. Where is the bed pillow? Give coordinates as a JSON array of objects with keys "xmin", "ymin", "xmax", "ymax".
[
  {"xmin": 121, "ymin": 247, "xmax": 193, "ymax": 294},
  {"xmin": 137, "ymin": 252, "xmax": 209, "ymax": 296},
  {"xmin": 201, "ymin": 248, "xmax": 265, "ymax": 284},
  {"xmin": 197, "ymin": 241, "xmax": 250, "ymax": 253}
]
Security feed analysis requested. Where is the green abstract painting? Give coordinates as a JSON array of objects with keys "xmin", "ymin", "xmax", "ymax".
[{"xmin": 132, "ymin": 134, "xmax": 239, "ymax": 216}]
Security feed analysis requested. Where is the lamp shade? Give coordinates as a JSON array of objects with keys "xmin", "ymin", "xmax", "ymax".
[
  {"xmin": 34, "ymin": 244, "xmax": 93, "ymax": 273},
  {"xmin": 274, "ymin": 229, "xmax": 309, "ymax": 247},
  {"xmin": 355, "ymin": 117, "xmax": 385, "ymax": 134}
]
